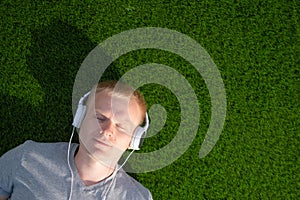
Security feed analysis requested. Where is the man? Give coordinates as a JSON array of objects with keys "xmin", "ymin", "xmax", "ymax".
[{"xmin": 0, "ymin": 81, "xmax": 153, "ymax": 200}]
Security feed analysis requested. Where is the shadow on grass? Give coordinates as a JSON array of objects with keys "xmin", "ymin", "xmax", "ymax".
[{"xmin": 0, "ymin": 19, "xmax": 121, "ymax": 154}]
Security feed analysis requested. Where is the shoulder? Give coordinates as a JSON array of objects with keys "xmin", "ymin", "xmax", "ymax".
[
  {"xmin": 113, "ymin": 169, "xmax": 153, "ymax": 200},
  {"xmin": 21, "ymin": 140, "xmax": 70, "ymax": 151},
  {"xmin": 0, "ymin": 140, "xmax": 72, "ymax": 183},
  {"xmin": 1, "ymin": 140, "xmax": 35, "ymax": 160},
  {"xmin": 2, "ymin": 140, "xmax": 74, "ymax": 164},
  {"xmin": 4, "ymin": 140, "xmax": 69, "ymax": 156},
  {"xmin": 2, "ymin": 140, "xmax": 77, "ymax": 176}
]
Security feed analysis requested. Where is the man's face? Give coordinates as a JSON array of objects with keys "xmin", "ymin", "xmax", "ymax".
[{"xmin": 78, "ymin": 89, "xmax": 143, "ymax": 167}]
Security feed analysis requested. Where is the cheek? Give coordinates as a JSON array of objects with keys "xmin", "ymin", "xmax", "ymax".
[
  {"xmin": 117, "ymin": 133, "xmax": 132, "ymax": 149},
  {"xmin": 79, "ymin": 117, "xmax": 101, "ymax": 138},
  {"xmin": 78, "ymin": 122, "xmax": 106, "ymax": 157}
]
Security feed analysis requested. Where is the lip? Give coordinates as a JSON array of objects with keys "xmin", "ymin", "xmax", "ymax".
[{"xmin": 95, "ymin": 139, "xmax": 112, "ymax": 147}]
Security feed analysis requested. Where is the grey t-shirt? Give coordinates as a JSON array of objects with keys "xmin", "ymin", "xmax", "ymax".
[{"xmin": 0, "ymin": 140, "xmax": 152, "ymax": 200}]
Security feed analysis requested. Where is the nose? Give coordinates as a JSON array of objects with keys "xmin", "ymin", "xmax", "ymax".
[{"xmin": 100, "ymin": 120, "xmax": 115, "ymax": 138}]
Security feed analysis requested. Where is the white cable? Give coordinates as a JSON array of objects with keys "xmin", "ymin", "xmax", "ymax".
[
  {"xmin": 67, "ymin": 127, "xmax": 76, "ymax": 200},
  {"xmin": 117, "ymin": 149, "xmax": 135, "ymax": 171},
  {"xmin": 103, "ymin": 149, "xmax": 135, "ymax": 200},
  {"xmin": 67, "ymin": 127, "xmax": 135, "ymax": 200}
]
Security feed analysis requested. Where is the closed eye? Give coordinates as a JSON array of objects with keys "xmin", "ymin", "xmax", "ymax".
[
  {"xmin": 97, "ymin": 117, "xmax": 106, "ymax": 122},
  {"xmin": 96, "ymin": 113, "xmax": 107, "ymax": 123},
  {"xmin": 116, "ymin": 124, "xmax": 125, "ymax": 130}
]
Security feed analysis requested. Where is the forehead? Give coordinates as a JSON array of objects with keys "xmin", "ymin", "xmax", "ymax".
[{"xmin": 92, "ymin": 90, "xmax": 142, "ymax": 124}]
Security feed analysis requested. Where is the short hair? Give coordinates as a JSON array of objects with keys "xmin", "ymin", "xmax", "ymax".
[{"xmin": 96, "ymin": 80, "xmax": 147, "ymax": 121}]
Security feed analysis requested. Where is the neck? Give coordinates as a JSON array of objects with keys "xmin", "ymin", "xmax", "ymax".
[{"xmin": 74, "ymin": 146, "xmax": 116, "ymax": 186}]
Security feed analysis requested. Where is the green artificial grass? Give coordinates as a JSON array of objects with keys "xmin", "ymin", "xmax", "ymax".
[{"xmin": 1, "ymin": 0, "xmax": 299, "ymax": 199}]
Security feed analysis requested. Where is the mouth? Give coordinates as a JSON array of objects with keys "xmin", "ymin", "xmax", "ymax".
[{"xmin": 95, "ymin": 139, "xmax": 112, "ymax": 147}]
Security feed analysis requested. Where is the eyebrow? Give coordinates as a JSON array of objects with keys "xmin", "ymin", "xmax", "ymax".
[{"xmin": 95, "ymin": 111, "xmax": 133, "ymax": 125}]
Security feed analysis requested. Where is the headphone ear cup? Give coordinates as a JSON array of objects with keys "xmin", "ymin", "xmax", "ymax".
[
  {"xmin": 129, "ymin": 126, "xmax": 146, "ymax": 150},
  {"xmin": 72, "ymin": 91, "xmax": 90, "ymax": 128},
  {"xmin": 72, "ymin": 105, "xmax": 87, "ymax": 128}
]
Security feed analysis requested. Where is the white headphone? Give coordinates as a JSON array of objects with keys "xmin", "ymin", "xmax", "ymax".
[{"xmin": 72, "ymin": 91, "xmax": 149, "ymax": 150}]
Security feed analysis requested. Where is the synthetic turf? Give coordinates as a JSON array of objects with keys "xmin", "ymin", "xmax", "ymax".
[{"xmin": 0, "ymin": 0, "xmax": 299, "ymax": 199}]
